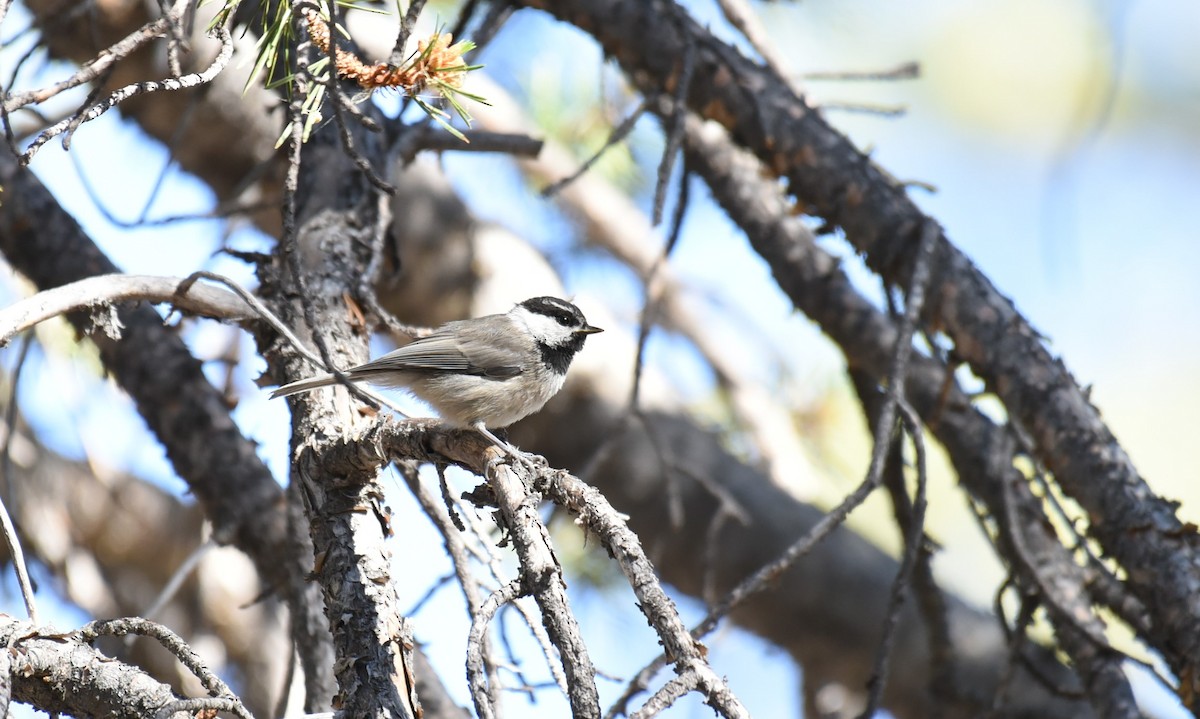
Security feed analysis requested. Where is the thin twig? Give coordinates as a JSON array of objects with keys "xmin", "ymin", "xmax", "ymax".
[
  {"xmin": 397, "ymin": 127, "xmax": 543, "ymax": 160},
  {"xmin": 140, "ymin": 538, "xmax": 216, "ymax": 623},
  {"xmin": 82, "ymin": 617, "xmax": 248, "ymax": 714},
  {"xmin": 355, "ymin": 170, "xmax": 414, "ymax": 339},
  {"xmin": 818, "ymin": 101, "xmax": 908, "ymax": 117},
  {"xmin": 132, "ymin": 88, "xmax": 207, "ymax": 224},
  {"xmin": 436, "ymin": 464, "xmax": 465, "ymax": 531},
  {"xmin": 494, "ymin": 604, "xmax": 538, "ymax": 701},
  {"xmin": 537, "ymin": 467, "xmax": 749, "ymax": 719},
  {"xmin": 159, "ymin": 0, "xmax": 183, "ymax": 78},
  {"xmin": 802, "ymin": 62, "xmax": 920, "ymax": 82},
  {"xmin": 652, "ymin": 43, "xmax": 696, "ymax": 226},
  {"xmin": 630, "ymin": 162, "xmax": 690, "ymax": 409},
  {"xmin": 404, "ymin": 571, "xmax": 457, "ymax": 616},
  {"xmin": 1005, "ymin": 422, "xmax": 1152, "ymax": 637},
  {"xmin": 324, "ymin": 1, "xmax": 394, "ymax": 194},
  {"xmin": 457, "ymin": 488, "xmax": 570, "ymax": 698},
  {"xmin": 858, "ymin": 400, "xmax": 929, "ymax": 719},
  {"xmin": 541, "ymin": 99, "xmax": 647, "ymax": 198},
  {"xmin": 389, "ymin": 0, "xmax": 430, "ymax": 64},
  {"xmin": 467, "ymin": 580, "xmax": 522, "ymax": 719},
  {"xmin": 0, "ymin": 477, "xmax": 38, "ymax": 624},
  {"xmin": 607, "ymin": 221, "xmax": 939, "ymax": 717},
  {"xmin": 2, "ymin": 18, "xmax": 170, "ymax": 113},
  {"xmin": 129, "ymin": 201, "xmax": 277, "ymax": 228},
  {"xmin": 628, "ymin": 666, "xmax": 698, "ymax": 719},
  {"xmin": 20, "ymin": 28, "xmax": 233, "ymax": 164},
  {"xmin": 401, "ymin": 462, "xmax": 507, "ymax": 709}
]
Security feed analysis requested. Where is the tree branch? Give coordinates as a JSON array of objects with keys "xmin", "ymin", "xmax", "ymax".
[
  {"xmin": 0, "ymin": 147, "xmax": 465, "ymax": 719},
  {"xmin": 0, "ymin": 614, "xmax": 211, "ymax": 718},
  {"xmin": 486, "ymin": 459, "xmax": 601, "ymax": 718},
  {"xmin": 513, "ymin": 0, "xmax": 1200, "ymax": 700},
  {"xmin": 676, "ymin": 112, "xmax": 1134, "ymax": 716},
  {"xmin": 20, "ymin": 0, "xmax": 283, "ymax": 234},
  {"xmin": 0, "ymin": 145, "xmax": 289, "ymax": 597},
  {"xmin": 320, "ymin": 416, "xmax": 752, "ymax": 717},
  {"xmin": 258, "ymin": 49, "xmax": 418, "ymax": 711},
  {"xmin": 0, "ymin": 273, "xmax": 253, "ymax": 346}
]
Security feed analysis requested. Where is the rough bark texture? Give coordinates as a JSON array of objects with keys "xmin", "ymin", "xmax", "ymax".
[
  {"xmin": 253, "ymin": 103, "xmax": 421, "ymax": 716},
  {"xmin": 0, "ymin": 615, "xmax": 186, "ymax": 718},
  {"xmin": 513, "ymin": 0, "xmax": 1200, "ymax": 709},
  {"xmin": 488, "ymin": 462, "xmax": 602, "ymax": 717},
  {"xmin": 0, "ymin": 426, "xmax": 286, "ymax": 718},
  {"xmin": 676, "ymin": 115, "xmax": 1140, "ymax": 715},
  {"xmin": 0, "ymin": 147, "xmax": 471, "ymax": 719}
]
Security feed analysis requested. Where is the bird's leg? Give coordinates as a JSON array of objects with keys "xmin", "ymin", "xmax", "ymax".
[
  {"xmin": 472, "ymin": 422, "xmax": 523, "ymax": 459},
  {"xmin": 472, "ymin": 423, "xmax": 549, "ymax": 471},
  {"xmin": 470, "ymin": 424, "xmax": 549, "ymax": 470}
]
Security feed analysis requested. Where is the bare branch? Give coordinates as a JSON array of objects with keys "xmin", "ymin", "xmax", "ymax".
[
  {"xmin": 20, "ymin": 28, "xmax": 234, "ymax": 163},
  {"xmin": 856, "ymin": 399, "xmax": 931, "ymax": 719},
  {"xmin": 802, "ymin": 62, "xmax": 921, "ymax": 82},
  {"xmin": 402, "ymin": 464, "xmax": 507, "ymax": 711},
  {"xmin": 2, "ymin": 18, "xmax": 170, "ymax": 114},
  {"xmin": 628, "ymin": 667, "xmax": 698, "ymax": 719},
  {"xmin": 397, "ymin": 127, "xmax": 544, "ymax": 159},
  {"xmin": 485, "ymin": 459, "xmax": 601, "ymax": 717},
  {"xmin": 138, "ymin": 539, "xmax": 217, "ymax": 622},
  {"xmin": 0, "ymin": 143, "xmax": 290, "ymax": 600},
  {"xmin": 652, "ymin": 40, "xmax": 694, "ymax": 226},
  {"xmin": 540, "ymin": 100, "xmax": 647, "ymax": 199},
  {"xmin": 81, "ymin": 617, "xmax": 251, "ymax": 718},
  {"xmin": 467, "ymin": 580, "xmax": 522, "ymax": 719},
  {"xmin": 327, "ymin": 417, "xmax": 751, "ymax": 718},
  {"xmin": 0, "ymin": 486, "xmax": 37, "ymax": 624},
  {"xmin": 0, "ymin": 615, "xmax": 213, "ymax": 718},
  {"xmin": 0, "ymin": 273, "xmax": 253, "ymax": 346},
  {"xmin": 454, "ymin": 480, "xmax": 573, "ymax": 699},
  {"xmin": 514, "ymin": 1, "xmax": 1200, "ymax": 693},
  {"xmin": 537, "ymin": 469, "xmax": 750, "ymax": 719}
]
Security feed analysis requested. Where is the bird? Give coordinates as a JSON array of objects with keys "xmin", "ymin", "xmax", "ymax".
[{"xmin": 271, "ymin": 296, "xmax": 602, "ymax": 452}]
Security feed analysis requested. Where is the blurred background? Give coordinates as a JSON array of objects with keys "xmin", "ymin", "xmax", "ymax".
[{"xmin": 2, "ymin": 0, "xmax": 1198, "ymax": 716}]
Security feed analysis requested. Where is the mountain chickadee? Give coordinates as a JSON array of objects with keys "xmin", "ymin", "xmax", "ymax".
[{"xmin": 271, "ymin": 296, "xmax": 602, "ymax": 450}]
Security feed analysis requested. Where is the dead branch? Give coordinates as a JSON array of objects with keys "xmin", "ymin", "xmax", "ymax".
[{"xmin": 511, "ymin": 3, "xmax": 1200, "ymax": 700}]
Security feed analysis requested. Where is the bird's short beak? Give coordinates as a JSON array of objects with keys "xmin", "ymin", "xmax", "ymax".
[{"xmin": 576, "ymin": 325, "xmax": 604, "ymax": 335}]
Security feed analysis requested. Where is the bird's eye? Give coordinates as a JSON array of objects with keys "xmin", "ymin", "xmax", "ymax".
[{"xmin": 555, "ymin": 315, "xmax": 573, "ymax": 326}]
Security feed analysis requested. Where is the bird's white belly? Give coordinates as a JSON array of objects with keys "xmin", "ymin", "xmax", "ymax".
[{"xmin": 409, "ymin": 369, "xmax": 566, "ymax": 428}]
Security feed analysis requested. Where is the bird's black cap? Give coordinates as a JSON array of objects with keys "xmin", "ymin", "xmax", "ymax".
[{"xmin": 519, "ymin": 297, "xmax": 602, "ymax": 334}]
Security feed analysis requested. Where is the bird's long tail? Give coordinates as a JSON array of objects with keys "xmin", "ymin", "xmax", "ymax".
[{"xmin": 269, "ymin": 374, "xmax": 339, "ymax": 399}]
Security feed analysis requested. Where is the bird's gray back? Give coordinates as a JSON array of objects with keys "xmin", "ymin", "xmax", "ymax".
[{"xmin": 347, "ymin": 315, "xmax": 526, "ymax": 380}]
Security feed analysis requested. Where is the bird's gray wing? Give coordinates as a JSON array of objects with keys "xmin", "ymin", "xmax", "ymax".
[{"xmin": 347, "ymin": 320, "xmax": 524, "ymax": 379}]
